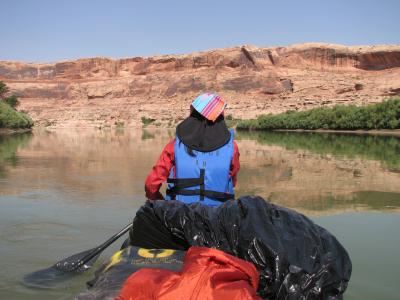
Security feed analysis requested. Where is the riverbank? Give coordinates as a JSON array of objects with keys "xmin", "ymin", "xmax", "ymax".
[{"xmin": 247, "ymin": 128, "xmax": 400, "ymax": 137}]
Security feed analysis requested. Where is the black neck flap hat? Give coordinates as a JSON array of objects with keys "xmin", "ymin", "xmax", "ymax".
[{"xmin": 176, "ymin": 93, "xmax": 230, "ymax": 152}]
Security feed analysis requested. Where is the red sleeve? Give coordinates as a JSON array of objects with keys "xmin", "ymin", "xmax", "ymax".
[
  {"xmin": 229, "ymin": 141, "xmax": 240, "ymax": 187},
  {"xmin": 145, "ymin": 139, "xmax": 175, "ymax": 200}
]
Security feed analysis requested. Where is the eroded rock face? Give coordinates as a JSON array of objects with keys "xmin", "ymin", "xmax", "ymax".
[{"xmin": 1, "ymin": 43, "xmax": 399, "ymax": 127}]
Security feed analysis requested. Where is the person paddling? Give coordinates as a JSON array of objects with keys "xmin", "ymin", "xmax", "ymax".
[{"xmin": 145, "ymin": 93, "xmax": 240, "ymax": 206}]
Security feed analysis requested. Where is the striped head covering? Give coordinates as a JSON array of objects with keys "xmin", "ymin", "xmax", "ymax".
[{"xmin": 191, "ymin": 93, "xmax": 226, "ymax": 122}]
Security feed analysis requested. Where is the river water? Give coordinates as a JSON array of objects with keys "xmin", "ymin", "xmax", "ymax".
[{"xmin": 0, "ymin": 129, "xmax": 399, "ymax": 299}]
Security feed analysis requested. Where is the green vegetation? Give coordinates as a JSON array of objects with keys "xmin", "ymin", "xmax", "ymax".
[
  {"xmin": 141, "ymin": 116, "xmax": 156, "ymax": 126},
  {"xmin": 0, "ymin": 101, "xmax": 34, "ymax": 129},
  {"xmin": 237, "ymin": 130, "xmax": 400, "ymax": 169},
  {"xmin": 4, "ymin": 94, "xmax": 19, "ymax": 108},
  {"xmin": 0, "ymin": 81, "xmax": 9, "ymax": 98},
  {"xmin": 0, "ymin": 81, "xmax": 33, "ymax": 129},
  {"xmin": 237, "ymin": 98, "xmax": 400, "ymax": 130}
]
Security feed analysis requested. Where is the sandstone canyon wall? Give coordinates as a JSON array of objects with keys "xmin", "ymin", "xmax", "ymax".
[{"xmin": 1, "ymin": 43, "xmax": 400, "ymax": 127}]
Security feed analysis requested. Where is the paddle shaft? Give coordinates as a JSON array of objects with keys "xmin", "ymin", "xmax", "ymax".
[{"xmin": 74, "ymin": 223, "xmax": 132, "ymax": 270}]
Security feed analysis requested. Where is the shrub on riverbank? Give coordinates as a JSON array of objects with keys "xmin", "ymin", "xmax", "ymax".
[
  {"xmin": 237, "ymin": 98, "xmax": 400, "ymax": 130},
  {"xmin": 141, "ymin": 116, "xmax": 156, "ymax": 126},
  {"xmin": 4, "ymin": 95, "xmax": 19, "ymax": 108},
  {"xmin": 0, "ymin": 102, "xmax": 34, "ymax": 129},
  {"xmin": 0, "ymin": 81, "xmax": 33, "ymax": 129}
]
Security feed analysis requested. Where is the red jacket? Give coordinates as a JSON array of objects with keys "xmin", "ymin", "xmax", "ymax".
[
  {"xmin": 145, "ymin": 139, "xmax": 240, "ymax": 200},
  {"xmin": 115, "ymin": 247, "xmax": 261, "ymax": 300}
]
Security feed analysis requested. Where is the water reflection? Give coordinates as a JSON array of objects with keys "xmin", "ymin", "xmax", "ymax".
[
  {"xmin": 277, "ymin": 191, "xmax": 400, "ymax": 213},
  {"xmin": 0, "ymin": 129, "xmax": 172, "ymax": 204},
  {"xmin": 141, "ymin": 129, "xmax": 155, "ymax": 140},
  {"xmin": 235, "ymin": 130, "xmax": 400, "ymax": 214},
  {"xmin": 237, "ymin": 130, "xmax": 400, "ymax": 170},
  {"xmin": 0, "ymin": 133, "xmax": 32, "ymax": 177},
  {"xmin": 1, "ymin": 129, "xmax": 399, "ymax": 214}
]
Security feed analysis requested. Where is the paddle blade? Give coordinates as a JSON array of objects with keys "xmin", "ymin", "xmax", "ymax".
[
  {"xmin": 53, "ymin": 248, "xmax": 100, "ymax": 272},
  {"xmin": 23, "ymin": 223, "xmax": 132, "ymax": 288},
  {"xmin": 23, "ymin": 248, "xmax": 100, "ymax": 288}
]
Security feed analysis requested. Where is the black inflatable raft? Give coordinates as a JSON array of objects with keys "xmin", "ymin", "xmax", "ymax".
[{"xmin": 76, "ymin": 246, "xmax": 184, "ymax": 299}]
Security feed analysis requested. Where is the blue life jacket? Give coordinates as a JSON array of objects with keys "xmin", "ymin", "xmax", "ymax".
[{"xmin": 166, "ymin": 129, "xmax": 235, "ymax": 206}]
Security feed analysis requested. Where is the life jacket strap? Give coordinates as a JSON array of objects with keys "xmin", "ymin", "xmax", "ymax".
[
  {"xmin": 166, "ymin": 188, "xmax": 234, "ymax": 202},
  {"xmin": 167, "ymin": 168, "xmax": 234, "ymax": 202},
  {"xmin": 199, "ymin": 169, "xmax": 205, "ymax": 201},
  {"xmin": 167, "ymin": 178, "xmax": 203, "ymax": 189}
]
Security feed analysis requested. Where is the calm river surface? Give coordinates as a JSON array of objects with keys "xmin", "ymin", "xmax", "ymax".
[{"xmin": 1, "ymin": 129, "xmax": 399, "ymax": 299}]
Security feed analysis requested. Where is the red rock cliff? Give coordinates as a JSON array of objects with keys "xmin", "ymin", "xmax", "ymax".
[{"xmin": 1, "ymin": 43, "xmax": 399, "ymax": 127}]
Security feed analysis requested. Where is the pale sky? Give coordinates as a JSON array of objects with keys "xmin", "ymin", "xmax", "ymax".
[{"xmin": 1, "ymin": 0, "xmax": 399, "ymax": 62}]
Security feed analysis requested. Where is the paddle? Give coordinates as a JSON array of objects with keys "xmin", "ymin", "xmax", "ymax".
[{"xmin": 23, "ymin": 223, "xmax": 132, "ymax": 288}]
